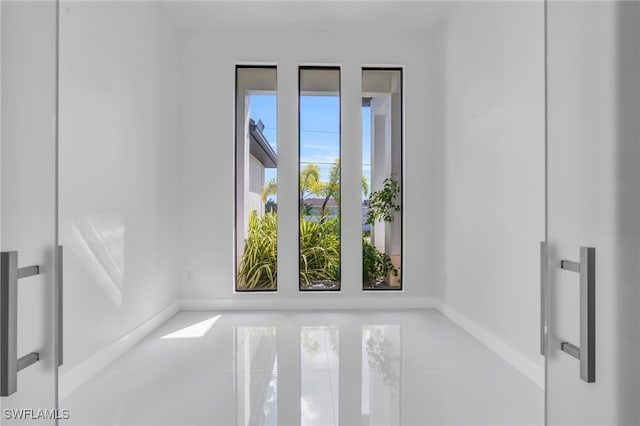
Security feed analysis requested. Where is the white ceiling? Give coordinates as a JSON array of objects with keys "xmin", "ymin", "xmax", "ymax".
[{"xmin": 163, "ymin": 1, "xmax": 456, "ymax": 32}]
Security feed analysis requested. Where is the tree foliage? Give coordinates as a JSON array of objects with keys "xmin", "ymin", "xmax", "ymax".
[
  {"xmin": 365, "ymin": 175, "xmax": 401, "ymax": 225},
  {"xmin": 362, "ymin": 237, "xmax": 398, "ymax": 284},
  {"xmin": 261, "ymin": 159, "xmax": 368, "ymax": 220}
]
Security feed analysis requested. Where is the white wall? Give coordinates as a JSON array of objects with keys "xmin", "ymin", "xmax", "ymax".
[
  {"xmin": 58, "ymin": 2, "xmax": 181, "ymax": 374},
  {"xmin": 434, "ymin": 2, "xmax": 545, "ymax": 377},
  {"xmin": 179, "ymin": 29, "xmax": 438, "ymax": 305}
]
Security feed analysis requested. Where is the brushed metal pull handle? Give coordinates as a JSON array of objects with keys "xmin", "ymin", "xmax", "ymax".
[
  {"xmin": 540, "ymin": 241, "xmax": 548, "ymax": 356},
  {"xmin": 559, "ymin": 246, "xmax": 596, "ymax": 383},
  {"xmin": 0, "ymin": 251, "xmax": 42, "ymax": 397},
  {"xmin": 57, "ymin": 245, "xmax": 63, "ymax": 367}
]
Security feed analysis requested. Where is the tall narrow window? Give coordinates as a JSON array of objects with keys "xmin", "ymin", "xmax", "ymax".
[
  {"xmin": 362, "ymin": 68, "xmax": 403, "ymax": 290},
  {"xmin": 299, "ymin": 67, "xmax": 341, "ymax": 291},
  {"xmin": 236, "ymin": 66, "xmax": 278, "ymax": 291}
]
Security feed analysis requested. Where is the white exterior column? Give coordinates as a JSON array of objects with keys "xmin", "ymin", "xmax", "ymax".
[{"xmin": 370, "ymin": 97, "xmax": 391, "ymax": 250}]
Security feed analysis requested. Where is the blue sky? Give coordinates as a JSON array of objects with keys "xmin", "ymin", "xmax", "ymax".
[
  {"xmin": 249, "ymin": 95, "xmax": 277, "ymax": 153},
  {"xmin": 300, "ymin": 95, "xmax": 340, "ymax": 181},
  {"xmin": 249, "ymin": 95, "xmax": 371, "ymax": 201}
]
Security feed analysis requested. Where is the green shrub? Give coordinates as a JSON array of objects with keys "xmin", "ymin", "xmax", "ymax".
[
  {"xmin": 237, "ymin": 211, "xmax": 277, "ymax": 290},
  {"xmin": 299, "ymin": 217, "xmax": 340, "ymax": 287},
  {"xmin": 240, "ymin": 175, "xmax": 401, "ymax": 288},
  {"xmin": 238, "ymin": 212, "xmax": 341, "ymax": 289},
  {"xmin": 362, "ymin": 237, "xmax": 398, "ymax": 284}
]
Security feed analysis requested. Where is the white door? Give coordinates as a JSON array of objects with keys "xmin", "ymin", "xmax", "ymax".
[
  {"xmin": 545, "ymin": 1, "xmax": 640, "ymax": 424},
  {"xmin": 0, "ymin": 1, "xmax": 59, "ymax": 424}
]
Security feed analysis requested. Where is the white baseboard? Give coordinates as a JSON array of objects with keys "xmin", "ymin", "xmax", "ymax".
[
  {"xmin": 180, "ymin": 296, "xmax": 437, "ymax": 311},
  {"xmin": 432, "ymin": 300, "xmax": 545, "ymax": 389},
  {"xmin": 59, "ymin": 301, "xmax": 181, "ymax": 401}
]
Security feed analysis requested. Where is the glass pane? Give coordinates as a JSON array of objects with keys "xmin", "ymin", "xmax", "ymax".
[
  {"xmin": 361, "ymin": 69, "xmax": 403, "ymax": 290},
  {"xmin": 299, "ymin": 67, "xmax": 341, "ymax": 291},
  {"xmin": 236, "ymin": 67, "xmax": 278, "ymax": 291}
]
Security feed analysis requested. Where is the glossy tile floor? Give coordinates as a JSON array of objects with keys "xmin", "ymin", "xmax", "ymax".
[{"xmin": 61, "ymin": 310, "xmax": 544, "ymax": 425}]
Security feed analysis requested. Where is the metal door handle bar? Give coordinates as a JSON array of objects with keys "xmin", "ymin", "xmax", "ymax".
[
  {"xmin": 559, "ymin": 247, "xmax": 596, "ymax": 383},
  {"xmin": 57, "ymin": 245, "xmax": 63, "ymax": 367},
  {"xmin": 1, "ymin": 251, "xmax": 42, "ymax": 397},
  {"xmin": 540, "ymin": 241, "xmax": 548, "ymax": 356},
  {"xmin": 18, "ymin": 265, "xmax": 39, "ymax": 279}
]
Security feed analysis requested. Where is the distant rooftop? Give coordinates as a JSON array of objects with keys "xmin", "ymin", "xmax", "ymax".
[
  {"xmin": 249, "ymin": 119, "xmax": 277, "ymax": 168},
  {"xmin": 305, "ymin": 198, "xmax": 337, "ymax": 208},
  {"xmin": 305, "ymin": 198, "xmax": 368, "ymax": 208}
]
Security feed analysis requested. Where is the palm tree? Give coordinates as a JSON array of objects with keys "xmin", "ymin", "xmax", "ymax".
[{"xmin": 261, "ymin": 158, "xmax": 368, "ymax": 220}]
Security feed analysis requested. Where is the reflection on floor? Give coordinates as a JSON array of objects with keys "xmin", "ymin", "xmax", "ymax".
[{"xmin": 61, "ymin": 310, "xmax": 544, "ymax": 425}]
